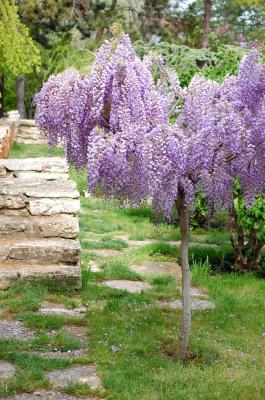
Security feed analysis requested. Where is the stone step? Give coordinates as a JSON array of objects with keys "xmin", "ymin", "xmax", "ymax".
[
  {"xmin": 0, "ymin": 215, "xmax": 79, "ymax": 239},
  {"xmin": 0, "ymin": 178, "xmax": 79, "ymax": 197},
  {"xmin": 0, "ymin": 178, "xmax": 80, "ymax": 216},
  {"xmin": 0, "ymin": 238, "xmax": 80, "ymax": 265},
  {"xmin": 0, "ymin": 158, "xmax": 68, "ymax": 180},
  {"xmin": 0, "ymin": 157, "xmax": 68, "ymax": 173},
  {"xmin": 0, "ymin": 262, "xmax": 81, "ymax": 289}
]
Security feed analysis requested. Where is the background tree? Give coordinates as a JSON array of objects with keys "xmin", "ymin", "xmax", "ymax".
[
  {"xmin": 202, "ymin": 0, "xmax": 212, "ymax": 48},
  {"xmin": 0, "ymin": 0, "xmax": 40, "ymax": 117}
]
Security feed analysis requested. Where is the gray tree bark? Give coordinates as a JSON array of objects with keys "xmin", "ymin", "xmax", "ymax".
[
  {"xmin": 16, "ymin": 75, "xmax": 26, "ymax": 118},
  {"xmin": 176, "ymin": 188, "xmax": 191, "ymax": 361},
  {"xmin": 202, "ymin": 0, "xmax": 212, "ymax": 48}
]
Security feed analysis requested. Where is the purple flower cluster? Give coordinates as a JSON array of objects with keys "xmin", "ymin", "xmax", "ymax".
[{"xmin": 35, "ymin": 34, "xmax": 265, "ymax": 215}]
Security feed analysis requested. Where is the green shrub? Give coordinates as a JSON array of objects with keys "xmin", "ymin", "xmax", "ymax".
[{"xmin": 189, "ymin": 245, "xmax": 235, "ymax": 273}]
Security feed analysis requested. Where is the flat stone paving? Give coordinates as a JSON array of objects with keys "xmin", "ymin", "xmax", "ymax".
[
  {"xmin": 36, "ymin": 349, "xmax": 87, "ymax": 359},
  {"xmin": 63, "ymin": 325, "xmax": 88, "ymax": 344},
  {"xmin": 5, "ymin": 391, "xmax": 98, "ymax": 400},
  {"xmin": 100, "ymin": 279, "xmax": 152, "ymax": 293},
  {"xmin": 88, "ymin": 260, "xmax": 101, "ymax": 272},
  {"xmin": 0, "ymin": 360, "xmax": 16, "ymax": 380},
  {"xmin": 47, "ymin": 365, "xmax": 101, "ymax": 389},
  {"xmin": 39, "ymin": 302, "xmax": 87, "ymax": 318},
  {"xmin": 158, "ymin": 299, "xmax": 215, "ymax": 310},
  {"xmin": 87, "ymin": 249, "xmax": 122, "ymax": 257},
  {"xmin": 0, "ymin": 320, "xmax": 34, "ymax": 340},
  {"xmin": 130, "ymin": 260, "xmax": 182, "ymax": 278}
]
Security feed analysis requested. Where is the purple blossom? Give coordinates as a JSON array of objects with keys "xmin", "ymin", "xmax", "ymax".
[{"xmin": 35, "ymin": 35, "xmax": 265, "ymax": 215}]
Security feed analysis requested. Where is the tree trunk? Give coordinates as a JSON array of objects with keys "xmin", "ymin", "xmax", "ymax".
[
  {"xmin": 228, "ymin": 205, "xmax": 263, "ymax": 273},
  {"xmin": 0, "ymin": 75, "xmax": 4, "ymax": 118},
  {"xmin": 16, "ymin": 75, "xmax": 26, "ymax": 118},
  {"xmin": 202, "ymin": 0, "xmax": 212, "ymax": 48},
  {"xmin": 176, "ymin": 189, "xmax": 191, "ymax": 361}
]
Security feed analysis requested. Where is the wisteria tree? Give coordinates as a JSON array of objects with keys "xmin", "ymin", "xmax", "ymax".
[{"xmin": 35, "ymin": 26, "xmax": 265, "ymax": 361}]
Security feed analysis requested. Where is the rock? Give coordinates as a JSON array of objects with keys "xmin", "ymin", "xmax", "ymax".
[
  {"xmin": 0, "ymin": 194, "xmax": 26, "ymax": 209},
  {"xmin": 0, "ymin": 238, "xmax": 80, "ymax": 264},
  {"xmin": 0, "ymin": 320, "xmax": 34, "ymax": 340},
  {"xmin": 88, "ymin": 260, "xmax": 101, "ymax": 272},
  {"xmin": 0, "ymin": 166, "xmax": 7, "ymax": 178},
  {"xmin": 15, "ymin": 171, "xmax": 69, "ymax": 181},
  {"xmin": 39, "ymin": 302, "xmax": 87, "ymax": 318},
  {"xmin": 63, "ymin": 325, "xmax": 88, "ymax": 345},
  {"xmin": 0, "ymin": 158, "xmax": 68, "ymax": 173},
  {"xmin": 130, "ymin": 260, "xmax": 182, "ymax": 278},
  {"xmin": 190, "ymin": 287, "xmax": 208, "ymax": 298},
  {"xmin": 0, "ymin": 124, "xmax": 15, "ymax": 159},
  {"xmin": 5, "ymin": 391, "xmax": 98, "ymax": 400},
  {"xmin": 0, "ymin": 157, "xmax": 81, "ymax": 287},
  {"xmin": 47, "ymin": 365, "xmax": 101, "ymax": 389},
  {"xmin": 0, "ymin": 360, "xmax": 16, "ymax": 380},
  {"xmin": 0, "ymin": 263, "xmax": 81, "ymax": 289},
  {"xmin": 127, "ymin": 239, "xmax": 158, "ymax": 247},
  {"xmin": 19, "ymin": 119, "xmax": 36, "ymax": 127},
  {"xmin": 157, "ymin": 299, "xmax": 215, "ymax": 310},
  {"xmin": 0, "ymin": 179, "xmax": 79, "ymax": 198},
  {"xmin": 36, "ymin": 349, "xmax": 87, "ymax": 359},
  {"xmin": 100, "ymin": 279, "xmax": 152, "ymax": 293},
  {"xmin": 28, "ymin": 198, "xmax": 80, "ymax": 216},
  {"xmin": 87, "ymin": 249, "xmax": 122, "ymax": 257},
  {"xmin": 0, "ymin": 215, "xmax": 79, "ymax": 239}
]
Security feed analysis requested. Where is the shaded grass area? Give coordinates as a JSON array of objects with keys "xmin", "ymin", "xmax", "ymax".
[
  {"xmin": 9, "ymin": 141, "xmax": 64, "ymax": 158},
  {"xmin": 1, "ymin": 143, "xmax": 264, "ymax": 399}
]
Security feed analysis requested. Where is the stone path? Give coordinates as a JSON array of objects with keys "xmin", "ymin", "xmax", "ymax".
[
  {"xmin": 157, "ymin": 299, "xmax": 215, "ymax": 310},
  {"xmin": 0, "ymin": 320, "xmax": 34, "ymax": 340},
  {"xmin": 0, "ymin": 157, "xmax": 81, "ymax": 288},
  {"xmin": 88, "ymin": 249, "xmax": 121, "ymax": 257},
  {"xmin": 34, "ymin": 349, "xmax": 87, "ymax": 359},
  {"xmin": 130, "ymin": 260, "xmax": 182, "ymax": 278},
  {"xmin": 5, "ymin": 391, "xmax": 98, "ymax": 400},
  {"xmin": 39, "ymin": 302, "xmax": 87, "ymax": 318},
  {"xmin": 100, "ymin": 279, "xmax": 152, "ymax": 293},
  {"xmin": 16, "ymin": 119, "xmax": 48, "ymax": 145},
  {"xmin": 0, "ymin": 360, "xmax": 16, "ymax": 380},
  {"xmin": 63, "ymin": 325, "xmax": 88, "ymax": 344},
  {"xmin": 47, "ymin": 365, "xmax": 101, "ymax": 389}
]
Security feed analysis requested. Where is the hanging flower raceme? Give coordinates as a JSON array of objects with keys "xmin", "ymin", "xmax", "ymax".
[
  {"xmin": 35, "ymin": 28, "xmax": 265, "ymax": 216},
  {"xmin": 144, "ymin": 50, "xmax": 265, "ymax": 217},
  {"xmin": 35, "ymin": 68, "xmax": 93, "ymax": 169},
  {"xmin": 35, "ymin": 29, "xmax": 171, "ymax": 204}
]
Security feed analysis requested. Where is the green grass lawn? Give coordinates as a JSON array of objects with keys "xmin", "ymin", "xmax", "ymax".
[{"xmin": 0, "ymin": 143, "xmax": 264, "ymax": 399}]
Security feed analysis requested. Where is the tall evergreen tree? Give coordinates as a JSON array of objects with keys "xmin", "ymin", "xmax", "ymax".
[{"xmin": 0, "ymin": 0, "xmax": 40, "ymax": 117}]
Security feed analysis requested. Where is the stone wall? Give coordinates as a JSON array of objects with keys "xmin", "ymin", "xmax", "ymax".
[
  {"xmin": 17, "ymin": 119, "xmax": 47, "ymax": 145},
  {"xmin": 0, "ymin": 111, "xmax": 49, "ymax": 159},
  {"xmin": 0, "ymin": 123, "xmax": 15, "ymax": 159},
  {"xmin": 0, "ymin": 157, "xmax": 81, "ymax": 288},
  {"xmin": 0, "ymin": 111, "xmax": 20, "ymax": 158}
]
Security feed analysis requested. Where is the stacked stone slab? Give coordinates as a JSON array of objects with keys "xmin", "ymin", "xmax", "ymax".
[
  {"xmin": 0, "ymin": 157, "xmax": 81, "ymax": 289},
  {"xmin": 0, "ymin": 121, "xmax": 16, "ymax": 158},
  {"xmin": 16, "ymin": 119, "xmax": 47, "ymax": 145}
]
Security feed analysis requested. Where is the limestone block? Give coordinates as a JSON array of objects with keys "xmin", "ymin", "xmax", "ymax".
[
  {"xmin": 0, "ymin": 166, "xmax": 6, "ymax": 177},
  {"xmin": 14, "ymin": 171, "xmax": 69, "ymax": 180},
  {"xmin": 0, "ymin": 263, "xmax": 81, "ymax": 289},
  {"xmin": 0, "ymin": 238, "xmax": 80, "ymax": 264},
  {"xmin": 28, "ymin": 198, "xmax": 80, "ymax": 216},
  {"xmin": 0, "ymin": 158, "xmax": 68, "ymax": 173},
  {"xmin": 0, "ymin": 215, "xmax": 79, "ymax": 239},
  {"xmin": 0, "ymin": 194, "xmax": 26, "ymax": 209}
]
